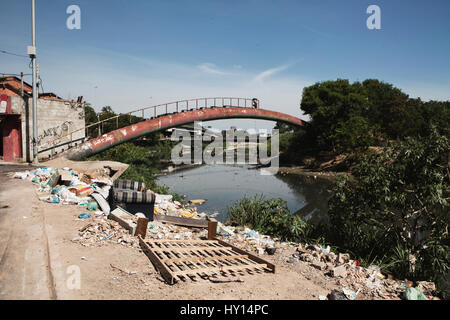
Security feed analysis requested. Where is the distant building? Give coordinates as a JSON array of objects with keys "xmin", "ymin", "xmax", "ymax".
[{"xmin": 0, "ymin": 75, "xmax": 85, "ymax": 162}]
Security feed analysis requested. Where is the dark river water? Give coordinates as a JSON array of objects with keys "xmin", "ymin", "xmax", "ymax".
[{"xmin": 157, "ymin": 164, "xmax": 332, "ymax": 223}]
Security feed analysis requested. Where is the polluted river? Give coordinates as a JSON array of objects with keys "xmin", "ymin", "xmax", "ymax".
[{"xmin": 157, "ymin": 164, "xmax": 331, "ymax": 224}]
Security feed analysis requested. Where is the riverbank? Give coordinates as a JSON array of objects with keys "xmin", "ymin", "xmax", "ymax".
[{"xmin": 277, "ymin": 166, "xmax": 349, "ymax": 183}]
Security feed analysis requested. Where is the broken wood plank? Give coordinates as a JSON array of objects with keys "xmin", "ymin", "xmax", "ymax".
[
  {"xmin": 172, "ymin": 263, "xmax": 268, "ymax": 276},
  {"xmin": 79, "ymin": 223, "xmax": 92, "ymax": 232},
  {"xmin": 153, "ymin": 214, "xmax": 209, "ymax": 228},
  {"xmin": 145, "ymin": 239, "xmax": 218, "ymax": 243},
  {"xmin": 150, "ymin": 246, "xmax": 235, "ymax": 253},
  {"xmin": 136, "ymin": 217, "xmax": 149, "ymax": 238},
  {"xmin": 208, "ymin": 220, "xmax": 218, "ymax": 240},
  {"xmin": 160, "ymin": 254, "xmax": 249, "ymax": 264}
]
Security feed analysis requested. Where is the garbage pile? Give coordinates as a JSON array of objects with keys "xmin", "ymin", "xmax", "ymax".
[
  {"xmin": 13, "ymin": 166, "xmax": 113, "ymax": 212},
  {"xmin": 11, "ymin": 165, "xmax": 220, "ymax": 222},
  {"xmin": 153, "ymin": 196, "xmax": 218, "ymax": 221},
  {"xmin": 215, "ymin": 225, "xmax": 276, "ymax": 256},
  {"xmin": 290, "ymin": 243, "xmax": 439, "ymax": 300},
  {"xmin": 73, "ymin": 215, "xmax": 140, "ymax": 248},
  {"xmin": 147, "ymin": 220, "xmax": 208, "ymax": 240},
  {"xmin": 12, "ymin": 166, "xmax": 215, "ymax": 243}
]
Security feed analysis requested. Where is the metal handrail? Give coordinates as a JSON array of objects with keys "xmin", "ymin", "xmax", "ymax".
[{"xmin": 38, "ymin": 97, "xmax": 257, "ymax": 152}]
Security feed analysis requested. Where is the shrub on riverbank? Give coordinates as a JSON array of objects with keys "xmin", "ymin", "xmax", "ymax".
[
  {"xmin": 326, "ymin": 128, "xmax": 449, "ymax": 284},
  {"xmin": 227, "ymin": 195, "xmax": 308, "ymax": 242}
]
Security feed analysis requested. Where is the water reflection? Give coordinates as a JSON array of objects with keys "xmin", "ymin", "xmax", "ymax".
[{"xmin": 275, "ymin": 173, "xmax": 331, "ymax": 224}]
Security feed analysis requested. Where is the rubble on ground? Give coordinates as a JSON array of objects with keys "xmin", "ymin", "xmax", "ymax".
[
  {"xmin": 211, "ymin": 225, "xmax": 440, "ymax": 300},
  {"xmin": 147, "ymin": 220, "xmax": 208, "ymax": 240},
  {"xmin": 73, "ymin": 215, "xmax": 140, "ymax": 248}
]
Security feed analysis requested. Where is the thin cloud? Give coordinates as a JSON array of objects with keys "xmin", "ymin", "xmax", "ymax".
[
  {"xmin": 253, "ymin": 64, "xmax": 290, "ymax": 82},
  {"xmin": 197, "ymin": 63, "xmax": 232, "ymax": 76}
]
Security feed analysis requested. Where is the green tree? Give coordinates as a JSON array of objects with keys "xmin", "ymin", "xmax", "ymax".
[
  {"xmin": 420, "ymin": 101, "xmax": 450, "ymax": 137},
  {"xmin": 331, "ymin": 116, "xmax": 379, "ymax": 152},
  {"xmin": 362, "ymin": 79, "xmax": 421, "ymax": 139},
  {"xmin": 84, "ymin": 103, "xmax": 97, "ymax": 125},
  {"xmin": 83, "ymin": 103, "xmax": 100, "ymax": 138},
  {"xmin": 327, "ymin": 128, "xmax": 449, "ymax": 282},
  {"xmin": 300, "ymin": 79, "xmax": 377, "ymax": 152},
  {"xmin": 274, "ymin": 121, "xmax": 294, "ymax": 134}
]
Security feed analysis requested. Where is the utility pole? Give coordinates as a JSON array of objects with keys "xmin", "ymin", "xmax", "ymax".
[
  {"xmin": 20, "ymin": 72, "xmax": 24, "ymax": 97},
  {"xmin": 30, "ymin": 0, "xmax": 38, "ymax": 164}
]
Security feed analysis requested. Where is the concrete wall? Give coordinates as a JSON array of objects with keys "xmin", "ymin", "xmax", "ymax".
[{"xmin": 10, "ymin": 96, "xmax": 85, "ymax": 161}]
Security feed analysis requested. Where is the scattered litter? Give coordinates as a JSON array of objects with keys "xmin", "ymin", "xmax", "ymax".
[
  {"xmin": 78, "ymin": 213, "xmax": 91, "ymax": 219},
  {"xmin": 87, "ymin": 201, "xmax": 98, "ymax": 211},
  {"xmin": 99, "ymin": 233, "xmax": 114, "ymax": 241},
  {"xmin": 342, "ymin": 287, "xmax": 359, "ymax": 300},
  {"xmin": 110, "ymin": 264, "xmax": 137, "ymax": 275},
  {"xmin": 417, "ymin": 281, "xmax": 436, "ymax": 296},
  {"xmin": 405, "ymin": 287, "xmax": 427, "ymax": 300},
  {"xmin": 188, "ymin": 199, "xmax": 206, "ymax": 205},
  {"xmin": 327, "ymin": 289, "xmax": 348, "ymax": 300}
]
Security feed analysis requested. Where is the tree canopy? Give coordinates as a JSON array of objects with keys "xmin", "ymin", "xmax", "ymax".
[{"xmin": 299, "ymin": 79, "xmax": 450, "ymax": 153}]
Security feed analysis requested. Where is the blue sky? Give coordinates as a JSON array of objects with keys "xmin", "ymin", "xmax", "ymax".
[{"xmin": 1, "ymin": 0, "xmax": 449, "ymax": 129}]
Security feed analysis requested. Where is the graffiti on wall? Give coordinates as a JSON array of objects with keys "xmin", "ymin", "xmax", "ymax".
[{"xmin": 37, "ymin": 120, "xmax": 73, "ymax": 145}]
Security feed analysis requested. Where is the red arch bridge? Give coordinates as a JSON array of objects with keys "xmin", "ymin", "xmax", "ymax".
[{"xmin": 39, "ymin": 97, "xmax": 305, "ymax": 161}]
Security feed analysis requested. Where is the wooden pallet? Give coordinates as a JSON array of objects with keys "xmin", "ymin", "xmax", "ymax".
[{"xmin": 139, "ymin": 237, "xmax": 276, "ymax": 285}]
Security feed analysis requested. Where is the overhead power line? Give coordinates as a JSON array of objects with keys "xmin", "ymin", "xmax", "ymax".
[
  {"xmin": 0, "ymin": 49, "xmax": 29, "ymax": 58},
  {"xmin": 0, "ymin": 73, "xmax": 32, "ymax": 77}
]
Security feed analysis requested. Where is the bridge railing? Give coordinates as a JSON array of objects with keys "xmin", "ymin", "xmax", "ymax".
[{"xmin": 38, "ymin": 97, "xmax": 257, "ymax": 156}]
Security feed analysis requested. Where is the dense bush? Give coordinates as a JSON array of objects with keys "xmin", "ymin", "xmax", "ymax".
[{"xmin": 326, "ymin": 128, "xmax": 449, "ymax": 282}]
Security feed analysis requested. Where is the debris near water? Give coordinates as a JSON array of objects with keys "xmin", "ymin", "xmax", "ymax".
[{"xmin": 12, "ymin": 166, "xmax": 113, "ymax": 212}]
